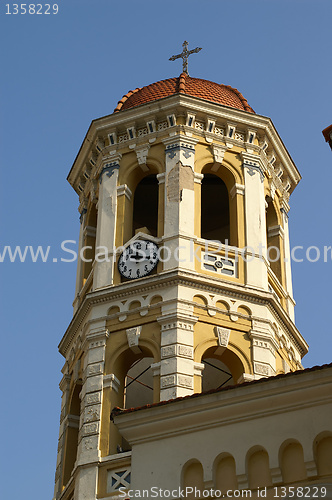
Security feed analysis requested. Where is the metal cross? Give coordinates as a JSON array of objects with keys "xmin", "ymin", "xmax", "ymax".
[{"xmin": 169, "ymin": 41, "xmax": 202, "ymax": 75}]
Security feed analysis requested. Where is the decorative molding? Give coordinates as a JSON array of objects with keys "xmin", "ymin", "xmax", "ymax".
[
  {"xmin": 117, "ymin": 184, "xmax": 132, "ymax": 201},
  {"xmin": 126, "ymin": 326, "xmax": 142, "ymax": 353},
  {"xmin": 157, "ymin": 313, "xmax": 198, "ymax": 332},
  {"xmin": 85, "ymin": 405, "xmax": 101, "ymax": 423},
  {"xmin": 161, "ymin": 345, "xmax": 193, "ymax": 359},
  {"xmin": 82, "ymin": 422, "xmax": 99, "ymax": 436},
  {"xmin": 79, "ymin": 207, "xmax": 87, "ymax": 224},
  {"xmin": 160, "ymin": 375, "xmax": 176, "ymax": 388},
  {"xmin": 214, "ymin": 326, "xmax": 231, "ymax": 347},
  {"xmin": 211, "ymin": 144, "xmax": 228, "ymax": 171},
  {"xmin": 254, "ymin": 362, "xmax": 270, "ymax": 377},
  {"xmin": 103, "ymin": 373, "xmax": 121, "ymax": 392},
  {"xmin": 135, "ymin": 145, "xmax": 150, "ymax": 172},
  {"xmin": 241, "ymin": 152, "xmax": 265, "ymax": 182},
  {"xmin": 156, "ymin": 172, "xmax": 165, "ymax": 184},
  {"xmin": 165, "ymin": 142, "xmax": 195, "ymax": 160},
  {"xmin": 194, "ymin": 362, "xmax": 205, "ymax": 376},
  {"xmin": 230, "ymin": 183, "xmax": 245, "ymax": 199},
  {"xmin": 268, "ymin": 225, "xmax": 284, "ymax": 239},
  {"xmin": 194, "ymin": 172, "xmax": 204, "ymax": 184},
  {"xmin": 237, "ymin": 373, "xmax": 255, "ymax": 384},
  {"xmin": 85, "ymin": 392, "xmax": 101, "ymax": 405},
  {"xmin": 99, "ymin": 163, "xmax": 120, "ymax": 184},
  {"xmin": 87, "ymin": 363, "xmax": 103, "ymax": 377}
]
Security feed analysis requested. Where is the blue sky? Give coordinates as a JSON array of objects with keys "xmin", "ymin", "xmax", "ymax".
[{"xmin": 1, "ymin": 1, "xmax": 331, "ymax": 498}]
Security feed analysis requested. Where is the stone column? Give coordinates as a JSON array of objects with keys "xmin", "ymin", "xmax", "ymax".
[
  {"xmin": 249, "ymin": 319, "xmax": 278, "ymax": 378},
  {"xmin": 241, "ymin": 152, "xmax": 268, "ymax": 290},
  {"xmin": 74, "ymin": 326, "xmax": 109, "ymax": 500},
  {"xmin": 162, "ymin": 135, "xmax": 198, "ymax": 271},
  {"xmin": 280, "ymin": 200, "xmax": 295, "ymax": 321},
  {"xmin": 158, "ymin": 313, "xmax": 198, "ymax": 400},
  {"xmin": 93, "ymin": 154, "xmax": 121, "ymax": 290},
  {"xmin": 73, "ymin": 206, "xmax": 87, "ymax": 313}
]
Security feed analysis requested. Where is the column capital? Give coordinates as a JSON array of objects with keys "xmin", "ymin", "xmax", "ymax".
[
  {"xmin": 79, "ymin": 207, "xmax": 87, "ymax": 224},
  {"xmin": 280, "ymin": 197, "xmax": 290, "ymax": 215},
  {"xmin": 163, "ymin": 134, "xmax": 199, "ymax": 148},
  {"xmin": 163, "ymin": 134, "xmax": 198, "ymax": 162},
  {"xmin": 157, "ymin": 313, "xmax": 198, "ymax": 331},
  {"xmin": 241, "ymin": 151, "xmax": 265, "ymax": 182},
  {"xmin": 99, "ymin": 152, "xmax": 122, "ymax": 183}
]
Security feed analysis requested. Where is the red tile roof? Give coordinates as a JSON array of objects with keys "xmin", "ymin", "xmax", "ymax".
[{"xmin": 114, "ymin": 73, "xmax": 255, "ymax": 114}]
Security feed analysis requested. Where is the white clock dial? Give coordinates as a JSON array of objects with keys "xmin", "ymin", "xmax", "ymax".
[{"xmin": 118, "ymin": 240, "xmax": 159, "ymax": 280}]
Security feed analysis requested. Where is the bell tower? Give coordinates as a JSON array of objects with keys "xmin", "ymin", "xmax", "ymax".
[{"xmin": 53, "ymin": 72, "xmax": 309, "ymax": 500}]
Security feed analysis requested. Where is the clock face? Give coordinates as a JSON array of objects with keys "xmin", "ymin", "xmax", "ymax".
[{"xmin": 118, "ymin": 240, "xmax": 159, "ymax": 280}]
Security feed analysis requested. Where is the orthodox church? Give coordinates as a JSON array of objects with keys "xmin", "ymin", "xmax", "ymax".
[{"xmin": 53, "ymin": 45, "xmax": 332, "ymax": 500}]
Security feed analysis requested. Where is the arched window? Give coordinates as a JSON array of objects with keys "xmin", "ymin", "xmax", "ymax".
[
  {"xmin": 133, "ymin": 175, "xmax": 158, "ymax": 237},
  {"xmin": 201, "ymin": 174, "xmax": 230, "ymax": 243}
]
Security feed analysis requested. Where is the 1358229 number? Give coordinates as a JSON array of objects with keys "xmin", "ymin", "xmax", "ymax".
[{"xmin": 5, "ymin": 4, "xmax": 59, "ymax": 14}]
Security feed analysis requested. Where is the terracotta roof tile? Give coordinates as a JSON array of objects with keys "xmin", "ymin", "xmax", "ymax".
[{"xmin": 114, "ymin": 73, "xmax": 255, "ymax": 114}]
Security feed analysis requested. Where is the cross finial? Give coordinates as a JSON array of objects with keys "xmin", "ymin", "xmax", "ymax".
[{"xmin": 169, "ymin": 41, "xmax": 202, "ymax": 75}]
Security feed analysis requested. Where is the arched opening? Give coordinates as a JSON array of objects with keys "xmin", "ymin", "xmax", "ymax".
[
  {"xmin": 247, "ymin": 447, "xmax": 272, "ymax": 489},
  {"xmin": 201, "ymin": 346, "xmax": 244, "ymax": 392},
  {"xmin": 214, "ymin": 453, "xmax": 238, "ymax": 492},
  {"xmin": 109, "ymin": 344, "xmax": 157, "ymax": 455},
  {"xmin": 279, "ymin": 440, "xmax": 307, "ymax": 483},
  {"xmin": 62, "ymin": 383, "xmax": 81, "ymax": 489},
  {"xmin": 182, "ymin": 459, "xmax": 204, "ymax": 498},
  {"xmin": 133, "ymin": 175, "xmax": 158, "ymax": 237},
  {"xmin": 124, "ymin": 356, "xmax": 154, "ymax": 409},
  {"xmin": 266, "ymin": 198, "xmax": 282, "ymax": 283},
  {"xmin": 201, "ymin": 174, "xmax": 230, "ymax": 243}
]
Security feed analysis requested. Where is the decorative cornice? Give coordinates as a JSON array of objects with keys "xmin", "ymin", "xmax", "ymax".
[{"xmin": 59, "ymin": 269, "xmax": 308, "ymax": 359}]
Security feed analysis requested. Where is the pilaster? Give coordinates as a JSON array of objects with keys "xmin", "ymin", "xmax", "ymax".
[
  {"xmin": 73, "ymin": 205, "xmax": 87, "ymax": 313},
  {"xmin": 280, "ymin": 200, "xmax": 295, "ymax": 321},
  {"xmin": 158, "ymin": 312, "xmax": 198, "ymax": 400},
  {"xmin": 249, "ymin": 319, "xmax": 278, "ymax": 378},
  {"xmin": 241, "ymin": 152, "xmax": 268, "ymax": 290},
  {"xmin": 76, "ymin": 326, "xmax": 109, "ymax": 466},
  {"xmin": 162, "ymin": 134, "xmax": 198, "ymax": 271},
  {"xmin": 93, "ymin": 153, "xmax": 121, "ymax": 290}
]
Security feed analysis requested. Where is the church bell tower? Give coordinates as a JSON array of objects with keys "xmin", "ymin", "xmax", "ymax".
[{"xmin": 53, "ymin": 68, "xmax": 309, "ymax": 500}]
